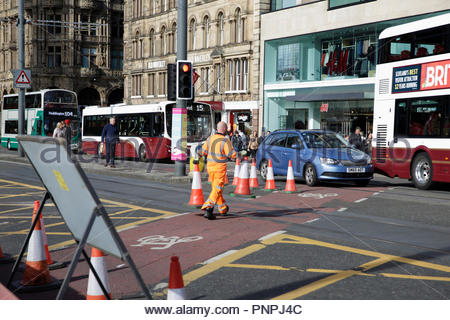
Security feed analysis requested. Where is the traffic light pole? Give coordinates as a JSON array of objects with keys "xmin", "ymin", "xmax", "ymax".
[
  {"xmin": 174, "ymin": 0, "xmax": 187, "ymax": 177},
  {"xmin": 17, "ymin": 0, "xmax": 25, "ymax": 157}
]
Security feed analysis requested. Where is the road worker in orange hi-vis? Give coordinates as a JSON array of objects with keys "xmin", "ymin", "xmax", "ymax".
[{"xmin": 200, "ymin": 121, "xmax": 241, "ymax": 220}]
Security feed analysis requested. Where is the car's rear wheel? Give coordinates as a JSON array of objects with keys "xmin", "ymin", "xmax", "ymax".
[
  {"xmin": 411, "ymin": 153, "xmax": 433, "ymax": 190},
  {"xmin": 259, "ymin": 160, "xmax": 268, "ymax": 181},
  {"xmin": 304, "ymin": 163, "xmax": 318, "ymax": 186},
  {"xmin": 354, "ymin": 179, "xmax": 370, "ymax": 187}
]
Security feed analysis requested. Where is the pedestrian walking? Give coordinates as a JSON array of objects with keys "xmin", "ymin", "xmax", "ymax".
[
  {"xmin": 63, "ymin": 119, "xmax": 72, "ymax": 149},
  {"xmin": 52, "ymin": 122, "xmax": 64, "ymax": 138},
  {"xmin": 101, "ymin": 117, "xmax": 120, "ymax": 168},
  {"xmin": 200, "ymin": 121, "xmax": 238, "ymax": 220},
  {"xmin": 231, "ymin": 131, "xmax": 242, "ymax": 152},
  {"xmin": 248, "ymin": 131, "xmax": 259, "ymax": 159}
]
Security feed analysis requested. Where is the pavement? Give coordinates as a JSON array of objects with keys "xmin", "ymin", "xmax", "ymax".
[{"xmin": 0, "ymin": 149, "xmax": 206, "ymax": 184}]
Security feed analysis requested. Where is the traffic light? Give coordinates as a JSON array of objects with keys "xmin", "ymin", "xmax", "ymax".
[
  {"xmin": 167, "ymin": 63, "xmax": 176, "ymax": 101},
  {"xmin": 176, "ymin": 60, "xmax": 193, "ymax": 100}
]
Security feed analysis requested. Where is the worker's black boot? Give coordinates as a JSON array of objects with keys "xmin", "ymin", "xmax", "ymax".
[{"xmin": 203, "ymin": 207, "xmax": 216, "ymax": 220}]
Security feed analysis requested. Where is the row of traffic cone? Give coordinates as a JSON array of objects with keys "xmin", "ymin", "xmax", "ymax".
[{"xmin": 188, "ymin": 157, "xmax": 298, "ymax": 206}]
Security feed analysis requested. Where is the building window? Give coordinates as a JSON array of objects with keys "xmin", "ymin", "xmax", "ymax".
[
  {"xmin": 277, "ymin": 43, "xmax": 300, "ymax": 81},
  {"xmin": 203, "ymin": 16, "xmax": 210, "ymax": 48},
  {"xmin": 329, "ymin": 0, "xmax": 374, "ymax": 10},
  {"xmin": 172, "ymin": 23, "xmax": 177, "ymax": 53},
  {"xmin": 215, "ymin": 63, "xmax": 222, "ymax": 93},
  {"xmin": 47, "ymin": 15, "xmax": 62, "ymax": 35},
  {"xmin": 201, "ymin": 67, "xmax": 210, "ymax": 94},
  {"xmin": 82, "ymin": 47, "xmax": 96, "ymax": 68},
  {"xmin": 111, "ymin": 49, "xmax": 123, "ymax": 70},
  {"xmin": 189, "ymin": 19, "xmax": 196, "ymax": 51},
  {"xmin": 132, "ymin": 74, "xmax": 142, "ymax": 96},
  {"xmin": 159, "ymin": 72, "xmax": 167, "ymax": 96},
  {"xmin": 161, "ymin": 26, "xmax": 167, "ymax": 55},
  {"xmin": 235, "ymin": 60, "xmax": 241, "ymax": 90},
  {"xmin": 270, "ymin": 0, "xmax": 296, "ymax": 11},
  {"xmin": 47, "ymin": 46, "xmax": 61, "ymax": 67},
  {"xmin": 148, "ymin": 73, "xmax": 155, "ymax": 96},
  {"xmin": 235, "ymin": 8, "xmax": 243, "ymax": 43},
  {"xmin": 228, "ymin": 60, "xmax": 233, "ymax": 91},
  {"xmin": 243, "ymin": 59, "xmax": 248, "ymax": 91},
  {"xmin": 217, "ymin": 12, "xmax": 224, "ymax": 46},
  {"xmin": 149, "ymin": 29, "xmax": 155, "ymax": 57},
  {"xmin": 164, "ymin": 0, "xmax": 168, "ymax": 11},
  {"xmin": 133, "ymin": 0, "xmax": 143, "ymax": 17}
]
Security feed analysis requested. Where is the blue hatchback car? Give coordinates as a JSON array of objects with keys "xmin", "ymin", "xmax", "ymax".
[{"xmin": 255, "ymin": 130, "xmax": 373, "ymax": 186}]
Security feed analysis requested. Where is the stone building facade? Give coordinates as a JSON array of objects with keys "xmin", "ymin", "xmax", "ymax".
[
  {"xmin": 0, "ymin": 0, "xmax": 124, "ymax": 107},
  {"xmin": 123, "ymin": 0, "xmax": 270, "ymax": 133}
]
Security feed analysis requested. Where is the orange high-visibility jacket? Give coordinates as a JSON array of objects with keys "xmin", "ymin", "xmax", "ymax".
[{"xmin": 201, "ymin": 133, "xmax": 236, "ymax": 171}]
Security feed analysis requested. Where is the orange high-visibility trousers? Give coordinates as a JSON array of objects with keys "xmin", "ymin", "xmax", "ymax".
[{"xmin": 203, "ymin": 169, "xmax": 227, "ymax": 209}]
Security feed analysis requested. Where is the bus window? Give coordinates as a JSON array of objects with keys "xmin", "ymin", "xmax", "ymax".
[{"xmin": 5, "ymin": 120, "xmax": 18, "ymax": 134}]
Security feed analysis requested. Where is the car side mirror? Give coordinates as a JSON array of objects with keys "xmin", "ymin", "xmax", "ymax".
[{"xmin": 291, "ymin": 144, "xmax": 303, "ymax": 149}]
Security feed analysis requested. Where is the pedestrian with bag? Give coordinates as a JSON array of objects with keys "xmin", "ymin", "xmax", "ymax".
[
  {"xmin": 200, "ymin": 121, "xmax": 239, "ymax": 220},
  {"xmin": 101, "ymin": 117, "xmax": 120, "ymax": 168},
  {"xmin": 52, "ymin": 122, "xmax": 64, "ymax": 138},
  {"xmin": 248, "ymin": 131, "xmax": 259, "ymax": 159}
]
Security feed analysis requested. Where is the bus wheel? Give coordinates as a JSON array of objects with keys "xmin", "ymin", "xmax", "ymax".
[
  {"xmin": 7, "ymin": 140, "xmax": 11, "ymax": 150},
  {"xmin": 97, "ymin": 143, "xmax": 104, "ymax": 159},
  {"xmin": 411, "ymin": 153, "xmax": 433, "ymax": 190},
  {"xmin": 138, "ymin": 144, "xmax": 147, "ymax": 162}
]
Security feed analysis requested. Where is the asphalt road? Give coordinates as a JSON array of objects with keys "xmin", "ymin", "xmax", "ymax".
[{"xmin": 0, "ymin": 157, "xmax": 449, "ymax": 300}]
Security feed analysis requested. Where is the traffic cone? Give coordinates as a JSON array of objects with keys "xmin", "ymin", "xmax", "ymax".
[
  {"xmin": 264, "ymin": 159, "xmax": 277, "ymax": 191},
  {"xmin": 32, "ymin": 201, "xmax": 65, "ymax": 270},
  {"xmin": 167, "ymin": 256, "xmax": 186, "ymax": 300},
  {"xmin": 11, "ymin": 211, "xmax": 61, "ymax": 292},
  {"xmin": 0, "ymin": 244, "xmax": 13, "ymax": 264},
  {"xmin": 86, "ymin": 248, "xmax": 111, "ymax": 300},
  {"xmin": 284, "ymin": 160, "xmax": 297, "ymax": 193},
  {"xmin": 232, "ymin": 158, "xmax": 241, "ymax": 186},
  {"xmin": 249, "ymin": 158, "xmax": 259, "ymax": 189},
  {"xmin": 188, "ymin": 163, "xmax": 205, "ymax": 207},
  {"xmin": 232, "ymin": 157, "xmax": 252, "ymax": 196},
  {"xmin": 224, "ymin": 173, "xmax": 230, "ymax": 185}
]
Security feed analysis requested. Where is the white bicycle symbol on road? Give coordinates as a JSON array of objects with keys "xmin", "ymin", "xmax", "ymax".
[
  {"xmin": 298, "ymin": 193, "xmax": 338, "ymax": 199},
  {"xmin": 130, "ymin": 235, "xmax": 203, "ymax": 250}
]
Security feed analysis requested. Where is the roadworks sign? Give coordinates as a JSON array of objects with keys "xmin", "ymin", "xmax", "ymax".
[{"xmin": 13, "ymin": 69, "xmax": 31, "ymax": 89}]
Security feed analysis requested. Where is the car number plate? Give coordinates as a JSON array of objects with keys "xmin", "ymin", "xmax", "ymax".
[{"xmin": 346, "ymin": 167, "xmax": 365, "ymax": 173}]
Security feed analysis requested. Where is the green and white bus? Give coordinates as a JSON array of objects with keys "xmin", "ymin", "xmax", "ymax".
[{"xmin": 1, "ymin": 89, "xmax": 79, "ymax": 150}]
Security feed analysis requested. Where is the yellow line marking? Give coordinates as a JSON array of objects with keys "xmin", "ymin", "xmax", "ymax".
[
  {"xmin": 0, "ymin": 178, "xmax": 44, "ymax": 190},
  {"xmin": 262, "ymin": 234, "xmax": 450, "ymax": 273},
  {"xmin": 226, "ymin": 263, "xmax": 291, "ymax": 271},
  {"xmin": 380, "ymin": 273, "xmax": 450, "ymax": 282},
  {"xmin": 0, "ymin": 206, "xmax": 34, "ymax": 215},
  {"xmin": 0, "ymin": 192, "xmax": 43, "ymax": 199},
  {"xmin": 183, "ymin": 244, "xmax": 266, "ymax": 287},
  {"xmin": 273, "ymin": 257, "xmax": 390, "ymax": 300},
  {"xmin": 101, "ymin": 199, "xmax": 177, "ymax": 216}
]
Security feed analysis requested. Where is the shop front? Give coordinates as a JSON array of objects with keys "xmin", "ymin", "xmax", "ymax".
[{"xmin": 223, "ymin": 101, "xmax": 259, "ymax": 134}]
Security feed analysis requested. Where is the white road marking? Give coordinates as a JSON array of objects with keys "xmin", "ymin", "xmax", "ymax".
[
  {"xmin": 373, "ymin": 192, "xmax": 380, "ymax": 196},
  {"xmin": 354, "ymin": 198, "xmax": 368, "ymax": 203},
  {"xmin": 258, "ymin": 230, "xmax": 286, "ymax": 241},
  {"xmin": 131, "ymin": 235, "xmax": 203, "ymax": 250},
  {"xmin": 163, "ymin": 212, "xmax": 192, "ymax": 219},
  {"xmin": 201, "ymin": 250, "xmax": 237, "ymax": 265},
  {"xmin": 304, "ymin": 218, "xmax": 320, "ymax": 224},
  {"xmin": 337, "ymin": 208, "xmax": 348, "ymax": 212},
  {"xmin": 118, "ymin": 225, "xmax": 137, "ymax": 232}
]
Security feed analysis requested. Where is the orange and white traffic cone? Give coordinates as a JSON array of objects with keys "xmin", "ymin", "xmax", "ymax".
[
  {"xmin": 188, "ymin": 163, "xmax": 205, "ymax": 207},
  {"xmin": 32, "ymin": 201, "xmax": 65, "ymax": 270},
  {"xmin": 249, "ymin": 158, "xmax": 259, "ymax": 189},
  {"xmin": 232, "ymin": 157, "xmax": 252, "ymax": 196},
  {"xmin": 86, "ymin": 248, "xmax": 111, "ymax": 300},
  {"xmin": 167, "ymin": 256, "xmax": 186, "ymax": 300},
  {"xmin": 232, "ymin": 158, "xmax": 241, "ymax": 186},
  {"xmin": 284, "ymin": 160, "xmax": 297, "ymax": 193},
  {"xmin": 11, "ymin": 211, "xmax": 61, "ymax": 292},
  {"xmin": 264, "ymin": 159, "xmax": 277, "ymax": 191}
]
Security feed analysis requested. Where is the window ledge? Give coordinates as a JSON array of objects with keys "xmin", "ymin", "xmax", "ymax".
[
  {"xmin": 146, "ymin": 95, "xmax": 155, "ymax": 98},
  {"xmin": 224, "ymin": 90, "xmax": 248, "ymax": 94},
  {"xmin": 131, "ymin": 96, "xmax": 142, "ymax": 99},
  {"xmin": 157, "ymin": 95, "xmax": 166, "ymax": 98},
  {"xmin": 199, "ymin": 92, "xmax": 209, "ymax": 95}
]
